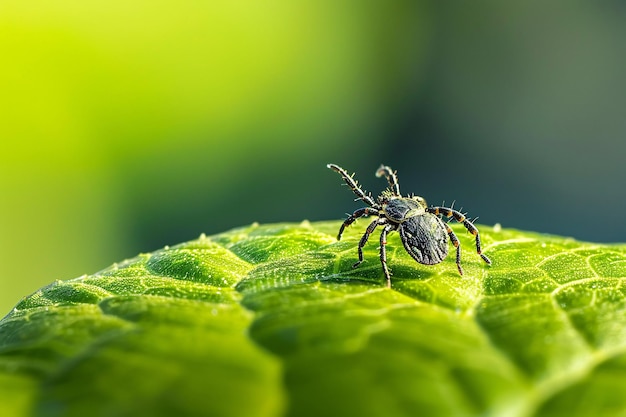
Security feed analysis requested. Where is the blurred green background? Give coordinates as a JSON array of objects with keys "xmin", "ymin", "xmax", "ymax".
[{"xmin": 2, "ymin": 1, "xmax": 625, "ymax": 316}]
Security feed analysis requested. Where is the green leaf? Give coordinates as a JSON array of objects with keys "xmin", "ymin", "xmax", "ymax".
[{"xmin": 1, "ymin": 221, "xmax": 626, "ymax": 417}]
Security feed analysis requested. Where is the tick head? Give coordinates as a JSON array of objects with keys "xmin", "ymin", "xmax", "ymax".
[{"xmin": 377, "ymin": 189, "xmax": 395, "ymax": 204}]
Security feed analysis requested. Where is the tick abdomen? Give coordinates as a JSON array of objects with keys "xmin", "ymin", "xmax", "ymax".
[{"xmin": 400, "ymin": 214, "xmax": 449, "ymax": 265}]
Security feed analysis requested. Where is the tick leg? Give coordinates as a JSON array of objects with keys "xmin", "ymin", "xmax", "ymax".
[
  {"xmin": 427, "ymin": 206, "xmax": 491, "ymax": 265},
  {"xmin": 353, "ymin": 217, "xmax": 385, "ymax": 268},
  {"xmin": 337, "ymin": 207, "xmax": 380, "ymax": 240},
  {"xmin": 379, "ymin": 223, "xmax": 396, "ymax": 288},
  {"xmin": 375, "ymin": 165, "xmax": 401, "ymax": 196},
  {"xmin": 445, "ymin": 223, "xmax": 463, "ymax": 275},
  {"xmin": 327, "ymin": 164, "xmax": 378, "ymax": 207}
]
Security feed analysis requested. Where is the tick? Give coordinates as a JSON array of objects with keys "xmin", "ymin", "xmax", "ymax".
[{"xmin": 327, "ymin": 163, "xmax": 491, "ymax": 287}]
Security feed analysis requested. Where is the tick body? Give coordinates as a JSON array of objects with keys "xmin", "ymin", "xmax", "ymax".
[{"xmin": 327, "ymin": 163, "xmax": 491, "ymax": 288}]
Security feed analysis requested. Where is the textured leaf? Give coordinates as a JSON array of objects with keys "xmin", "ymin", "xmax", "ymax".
[{"xmin": 1, "ymin": 221, "xmax": 626, "ymax": 417}]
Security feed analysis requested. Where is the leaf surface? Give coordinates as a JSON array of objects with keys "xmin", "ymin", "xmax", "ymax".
[{"xmin": 1, "ymin": 221, "xmax": 626, "ymax": 417}]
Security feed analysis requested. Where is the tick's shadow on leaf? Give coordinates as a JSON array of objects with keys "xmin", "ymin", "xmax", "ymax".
[
  {"xmin": 325, "ymin": 260, "xmax": 437, "ymax": 289},
  {"xmin": 392, "ymin": 268, "xmax": 481, "ymax": 311},
  {"xmin": 388, "ymin": 263, "xmax": 437, "ymax": 281}
]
